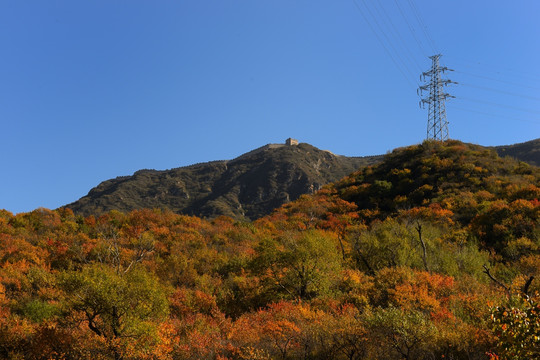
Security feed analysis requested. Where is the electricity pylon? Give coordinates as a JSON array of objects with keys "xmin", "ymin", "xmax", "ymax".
[{"xmin": 418, "ymin": 54, "xmax": 456, "ymax": 141}]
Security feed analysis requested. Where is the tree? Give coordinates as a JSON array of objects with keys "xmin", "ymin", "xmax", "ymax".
[
  {"xmin": 61, "ymin": 264, "xmax": 169, "ymax": 360},
  {"xmin": 350, "ymin": 218, "xmax": 422, "ymax": 274},
  {"xmin": 363, "ymin": 306, "xmax": 437, "ymax": 360},
  {"xmin": 255, "ymin": 230, "xmax": 342, "ymax": 300},
  {"xmin": 489, "ymin": 293, "xmax": 540, "ymax": 360}
]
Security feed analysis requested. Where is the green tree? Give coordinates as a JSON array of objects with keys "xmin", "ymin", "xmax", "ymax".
[
  {"xmin": 350, "ymin": 218, "xmax": 423, "ymax": 274},
  {"xmin": 61, "ymin": 264, "xmax": 169, "ymax": 360},
  {"xmin": 364, "ymin": 306, "xmax": 437, "ymax": 360},
  {"xmin": 255, "ymin": 230, "xmax": 342, "ymax": 300}
]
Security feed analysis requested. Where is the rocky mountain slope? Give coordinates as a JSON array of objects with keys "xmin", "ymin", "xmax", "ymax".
[{"xmin": 66, "ymin": 142, "xmax": 382, "ymax": 220}]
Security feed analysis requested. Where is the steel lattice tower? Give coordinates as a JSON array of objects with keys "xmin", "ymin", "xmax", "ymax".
[{"xmin": 418, "ymin": 54, "xmax": 456, "ymax": 141}]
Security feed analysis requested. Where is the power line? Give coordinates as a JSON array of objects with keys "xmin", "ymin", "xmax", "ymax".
[
  {"xmin": 459, "ymin": 82, "xmax": 540, "ymax": 102},
  {"xmin": 448, "ymin": 105, "xmax": 540, "ymax": 124},
  {"xmin": 454, "ymin": 70, "xmax": 540, "ymax": 91},
  {"xmin": 445, "ymin": 55, "xmax": 540, "ymax": 83},
  {"xmin": 406, "ymin": 0, "xmax": 438, "ymax": 53},
  {"xmin": 458, "ymin": 96, "xmax": 540, "ymax": 115},
  {"xmin": 352, "ymin": 0, "xmax": 417, "ymax": 88},
  {"xmin": 359, "ymin": 0, "xmax": 419, "ymax": 85},
  {"xmin": 371, "ymin": 0, "xmax": 423, "ymax": 74},
  {"xmin": 392, "ymin": 0, "xmax": 429, "ymax": 57},
  {"xmin": 365, "ymin": 0, "xmax": 420, "ymax": 84}
]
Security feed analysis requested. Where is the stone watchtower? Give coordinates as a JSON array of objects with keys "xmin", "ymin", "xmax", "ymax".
[{"xmin": 285, "ymin": 138, "xmax": 299, "ymax": 146}]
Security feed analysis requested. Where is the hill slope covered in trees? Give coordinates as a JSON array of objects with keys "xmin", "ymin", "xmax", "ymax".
[{"xmin": 0, "ymin": 140, "xmax": 538, "ymax": 359}]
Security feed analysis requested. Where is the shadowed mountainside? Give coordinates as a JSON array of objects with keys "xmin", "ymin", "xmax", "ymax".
[
  {"xmin": 493, "ymin": 138, "xmax": 540, "ymax": 167},
  {"xmin": 66, "ymin": 143, "xmax": 382, "ymax": 220}
]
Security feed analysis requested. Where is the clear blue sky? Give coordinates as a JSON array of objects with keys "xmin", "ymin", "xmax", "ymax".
[{"xmin": 1, "ymin": 0, "xmax": 539, "ymax": 214}]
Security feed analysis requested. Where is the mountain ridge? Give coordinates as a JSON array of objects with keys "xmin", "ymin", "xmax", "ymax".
[
  {"xmin": 493, "ymin": 137, "xmax": 540, "ymax": 167},
  {"xmin": 64, "ymin": 138, "xmax": 539, "ymax": 220},
  {"xmin": 66, "ymin": 141, "xmax": 383, "ymax": 220}
]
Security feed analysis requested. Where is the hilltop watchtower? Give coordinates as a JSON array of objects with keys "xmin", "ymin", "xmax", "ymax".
[{"xmin": 285, "ymin": 138, "xmax": 299, "ymax": 146}]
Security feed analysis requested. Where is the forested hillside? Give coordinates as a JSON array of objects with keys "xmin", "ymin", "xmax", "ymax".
[{"xmin": 0, "ymin": 140, "xmax": 538, "ymax": 359}]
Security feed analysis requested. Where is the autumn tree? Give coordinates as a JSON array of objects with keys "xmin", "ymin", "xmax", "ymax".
[
  {"xmin": 254, "ymin": 230, "xmax": 342, "ymax": 300},
  {"xmin": 363, "ymin": 306, "xmax": 437, "ymax": 360},
  {"xmin": 61, "ymin": 264, "xmax": 169, "ymax": 360},
  {"xmin": 489, "ymin": 293, "xmax": 540, "ymax": 360}
]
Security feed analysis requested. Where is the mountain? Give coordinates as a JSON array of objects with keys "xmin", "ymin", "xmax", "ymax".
[
  {"xmin": 66, "ymin": 141, "xmax": 382, "ymax": 220},
  {"xmin": 493, "ymin": 138, "xmax": 540, "ymax": 167}
]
